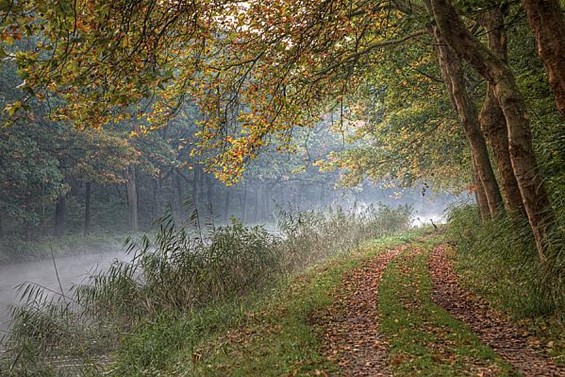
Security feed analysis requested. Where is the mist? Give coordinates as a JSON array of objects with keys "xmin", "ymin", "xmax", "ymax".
[{"xmin": 0, "ymin": 177, "xmax": 463, "ymax": 335}]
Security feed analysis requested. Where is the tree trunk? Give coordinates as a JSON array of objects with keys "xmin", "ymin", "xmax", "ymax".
[
  {"xmin": 473, "ymin": 171, "xmax": 490, "ymax": 222},
  {"xmin": 478, "ymin": 9, "xmax": 525, "ymax": 216},
  {"xmin": 479, "ymin": 85, "xmax": 525, "ymax": 216},
  {"xmin": 0, "ymin": 206, "xmax": 4, "ymax": 240},
  {"xmin": 175, "ymin": 171, "xmax": 185, "ymax": 221},
  {"xmin": 241, "ymin": 184, "xmax": 248, "ymax": 223},
  {"xmin": 430, "ymin": 0, "xmax": 555, "ymax": 260},
  {"xmin": 83, "ymin": 182, "xmax": 92, "ymax": 237},
  {"xmin": 191, "ymin": 168, "xmax": 199, "ymax": 211},
  {"xmin": 522, "ymin": 0, "xmax": 565, "ymax": 118},
  {"xmin": 126, "ymin": 166, "xmax": 139, "ymax": 233},
  {"xmin": 262, "ymin": 184, "xmax": 270, "ymax": 222},
  {"xmin": 153, "ymin": 178, "xmax": 162, "ymax": 222},
  {"xmin": 432, "ymin": 25, "xmax": 503, "ymax": 218},
  {"xmin": 204, "ymin": 174, "xmax": 214, "ymax": 220},
  {"xmin": 224, "ymin": 188, "xmax": 231, "ymax": 223},
  {"xmin": 54, "ymin": 195, "xmax": 66, "ymax": 238}
]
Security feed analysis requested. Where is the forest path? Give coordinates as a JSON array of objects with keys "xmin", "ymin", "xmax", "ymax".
[
  {"xmin": 429, "ymin": 245, "xmax": 565, "ymax": 377},
  {"xmin": 315, "ymin": 239, "xmax": 564, "ymax": 376},
  {"xmin": 312, "ymin": 244, "xmax": 405, "ymax": 376}
]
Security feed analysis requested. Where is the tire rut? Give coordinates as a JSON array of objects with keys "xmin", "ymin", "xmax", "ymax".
[
  {"xmin": 428, "ymin": 244, "xmax": 565, "ymax": 377},
  {"xmin": 312, "ymin": 245, "xmax": 406, "ymax": 377}
]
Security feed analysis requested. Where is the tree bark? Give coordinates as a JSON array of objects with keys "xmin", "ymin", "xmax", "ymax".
[
  {"xmin": 126, "ymin": 166, "xmax": 139, "ymax": 233},
  {"xmin": 522, "ymin": 0, "xmax": 565, "ymax": 118},
  {"xmin": 54, "ymin": 195, "xmax": 66, "ymax": 238},
  {"xmin": 478, "ymin": 8, "xmax": 525, "ymax": 217},
  {"xmin": 432, "ymin": 25, "xmax": 503, "ymax": 218},
  {"xmin": 83, "ymin": 182, "xmax": 92, "ymax": 237},
  {"xmin": 473, "ymin": 170, "xmax": 490, "ymax": 222},
  {"xmin": 430, "ymin": 0, "xmax": 555, "ymax": 260}
]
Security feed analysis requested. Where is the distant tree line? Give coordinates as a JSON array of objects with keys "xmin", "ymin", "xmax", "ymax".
[{"xmin": 1, "ymin": 59, "xmax": 409, "ymax": 243}]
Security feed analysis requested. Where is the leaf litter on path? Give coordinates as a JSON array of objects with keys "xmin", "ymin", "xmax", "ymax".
[
  {"xmin": 428, "ymin": 245, "xmax": 565, "ymax": 377},
  {"xmin": 311, "ymin": 245, "xmax": 406, "ymax": 376}
]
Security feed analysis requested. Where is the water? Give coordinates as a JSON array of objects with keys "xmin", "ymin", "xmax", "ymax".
[{"xmin": 0, "ymin": 250, "xmax": 129, "ymax": 333}]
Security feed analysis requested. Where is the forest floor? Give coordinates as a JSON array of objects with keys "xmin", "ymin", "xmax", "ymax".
[{"xmin": 118, "ymin": 232, "xmax": 565, "ymax": 376}]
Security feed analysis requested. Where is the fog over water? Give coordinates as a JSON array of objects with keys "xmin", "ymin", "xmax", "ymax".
[
  {"xmin": 0, "ymin": 187, "xmax": 469, "ymax": 334},
  {"xmin": 0, "ymin": 251, "xmax": 130, "ymax": 332}
]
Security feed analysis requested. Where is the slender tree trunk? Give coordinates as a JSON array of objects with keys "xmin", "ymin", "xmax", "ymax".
[
  {"xmin": 204, "ymin": 174, "xmax": 214, "ymax": 219},
  {"xmin": 175, "ymin": 171, "xmax": 184, "ymax": 220},
  {"xmin": 83, "ymin": 182, "xmax": 92, "ymax": 237},
  {"xmin": 0, "ymin": 206, "xmax": 4, "ymax": 240},
  {"xmin": 252, "ymin": 186, "xmax": 259, "ymax": 223},
  {"xmin": 522, "ymin": 0, "xmax": 565, "ymax": 118},
  {"xmin": 224, "ymin": 188, "xmax": 231, "ymax": 223},
  {"xmin": 54, "ymin": 195, "xmax": 66, "ymax": 238},
  {"xmin": 191, "ymin": 168, "xmax": 200, "ymax": 211},
  {"xmin": 126, "ymin": 166, "xmax": 139, "ymax": 233},
  {"xmin": 153, "ymin": 178, "xmax": 162, "ymax": 221},
  {"xmin": 478, "ymin": 8, "xmax": 525, "ymax": 217},
  {"xmin": 241, "ymin": 184, "xmax": 248, "ymax": 223},
  {"xmin": 430, "ymin": 0, "xmax": 555, "ymax": 260},
  {"xmin": 473, "ymin": 168, "xmax": 490, "ymax": 222},
  {"xmin": 432, "ymin": 25, "xmax": 503, "ymax": 218}
]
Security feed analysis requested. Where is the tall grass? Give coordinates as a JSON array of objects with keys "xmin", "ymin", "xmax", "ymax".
[
  {"xmin": 0, "ymin": 205, "xmax": 413, "ymax": 376},
  {"xmin": 277, "ymin": 204, "xmax": 413, "ymax": 270},
  {"xmin": 446, "ymin": 204, "xmax": 565, "ymax": 319}
]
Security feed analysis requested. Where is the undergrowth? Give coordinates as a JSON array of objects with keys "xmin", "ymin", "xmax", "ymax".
[
  {"xmin": 0, "ymin": 204, "xmax": 413, "ymax": 376},
  {"xmin": 446, "ymin": 204, "xmax": 565, "ymax": 364}
]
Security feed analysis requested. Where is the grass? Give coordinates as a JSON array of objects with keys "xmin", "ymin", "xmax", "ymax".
[
  {"xmin": 378, "ymin": 238, "xmax": 516, "ymax": 376},
  {"xmin": 1, "ymin": 205, "xmax": 416, "ymax": 375},
  {"xmin": 114, "ymin": 232, "xmax": 421, "ymax": 377},
  {"xmin": 446, "ymin": 204, "xmax": 565, "ymax": 366}
]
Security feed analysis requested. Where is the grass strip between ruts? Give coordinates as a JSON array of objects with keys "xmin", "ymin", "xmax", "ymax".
[{"xmin": 378, "ymin": 238, "xmax": 518, "ymax": 376}]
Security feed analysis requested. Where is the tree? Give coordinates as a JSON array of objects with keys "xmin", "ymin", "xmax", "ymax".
[
  {"xmin": 431, "ymin": 24, "xmax": 503, "ymax": 219},
  {"xmin": 521, "ymin": 0, "xmax": 565, "ymax": 118},
  {"xmin": 1, "ymin": 0, "xmax": 563, "ymax": 260},
  {"xmin": 0, "ymin": 123, "xmax": 66, "ymax": 240},
  {"xmin": 428, "ymin": 0, "xmax": 556, "ymax": 260},
  {"xmin": 477, "ymin": 6, "xmax": 524, "ymax": 217}
]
